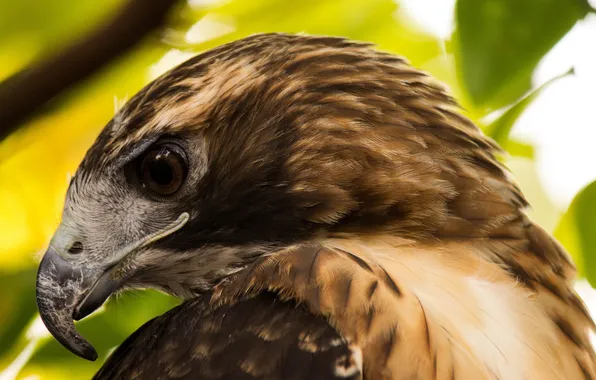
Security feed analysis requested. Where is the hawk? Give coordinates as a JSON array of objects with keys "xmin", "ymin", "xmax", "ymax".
[{"xmin": 36, "ymin": 33, "xmax": 596, "ymax": 379}]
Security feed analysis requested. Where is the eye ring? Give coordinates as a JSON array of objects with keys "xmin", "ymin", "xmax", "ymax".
[{"xmin": 139, "ymin": 144, "xmax": 188, "ymax": 196}]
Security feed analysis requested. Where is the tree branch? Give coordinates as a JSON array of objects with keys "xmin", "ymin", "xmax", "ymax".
[{"xmin": 0, "ymin": 0, "xmax": 180, "ymax": 142}]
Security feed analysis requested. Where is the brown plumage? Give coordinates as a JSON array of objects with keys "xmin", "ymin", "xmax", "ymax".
[{"xmin": 35, "ymin": 33, "xmax": 595, "ymax": 380}]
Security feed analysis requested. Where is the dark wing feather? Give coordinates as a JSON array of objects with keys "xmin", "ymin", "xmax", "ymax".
[{"xmin": 93, "ymin": 292, "xmax": 362, "ymax": 380}]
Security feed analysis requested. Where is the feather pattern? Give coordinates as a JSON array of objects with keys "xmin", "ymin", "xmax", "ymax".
[
  {"xmin": 66, "ymin": 33, "xmax": 596, "ymax": 379},
  {"xmin": 213, "ymin": 238, "xmax": 595, "ymax": 379},
  {"xmin": 94, "ymin": 293, "xmax": 362, "ymax": 380}
]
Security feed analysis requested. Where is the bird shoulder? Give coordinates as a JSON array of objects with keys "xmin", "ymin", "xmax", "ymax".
[{"xmin": 213, "ymin": 235, "xmax": 595, "ymax": 380}]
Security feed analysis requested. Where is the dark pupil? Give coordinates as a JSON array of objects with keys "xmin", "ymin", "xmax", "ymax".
[{"xmin": 150, "ymin": 155, "xmax": 174, "ymax": 186}]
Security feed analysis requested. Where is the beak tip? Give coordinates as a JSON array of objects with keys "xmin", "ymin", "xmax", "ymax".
[
  {"xmin": 82, "ymin": 347, "xmax": 99, "ymax": 362},
  {"xmin": 69, "ymin": 340, "xmax": 98, "ymax": 361},
  {"xmin": 36, "ymin": 247, "xmax": 100, "ymax": 362}
]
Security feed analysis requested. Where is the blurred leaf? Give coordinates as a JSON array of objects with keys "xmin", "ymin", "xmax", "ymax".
[
  {"xmin": 554, "ymin": 207, "xmax": 583, "ymax": 276},
  {"xmin": 485, "ymin": 67, "xmax": 574, "ymax": 146},
  {"xmin": 0, "ymin": 269, "xmax": 37, "ymax": 358},
  {"xmin": 504, "ymin": 139, "xmax": 535, "ymax": 159},
  {"xmin": 455, "ymin": 0, "xmax": 590, "ymax": 109},
  {"xmin": 555, "ymin": 180, "xmax": 596, "ymax": 285}
]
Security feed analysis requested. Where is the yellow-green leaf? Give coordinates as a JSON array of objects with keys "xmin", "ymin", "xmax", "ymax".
[{"xmin": 555, "ymin": 180, "xmax": 596, "ymax": 285}]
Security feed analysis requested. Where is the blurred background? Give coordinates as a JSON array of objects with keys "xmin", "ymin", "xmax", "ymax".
[{"xmin": 1, "ymin": 0, "xmax": 596, "ymax": 378}]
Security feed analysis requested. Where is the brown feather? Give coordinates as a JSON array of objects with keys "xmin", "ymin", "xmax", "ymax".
[
  {"xmin": 213, "ymin": 238, "xmax": 595, "ymax": 379},
  {"xmin": 73, "ymin": 33, "xmax": 595, "ymax": 379},
  {"xmin": 94, "ymin": 292, "xmax": 363, "ymax": 380}
]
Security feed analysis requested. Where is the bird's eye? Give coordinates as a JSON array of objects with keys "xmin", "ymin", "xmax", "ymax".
[{"xmin": 139, "ymin": 145, "xmax": 187, "ymax": 196}]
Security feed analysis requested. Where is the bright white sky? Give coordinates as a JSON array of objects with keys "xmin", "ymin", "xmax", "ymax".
[{"xmin": 400, "ymin": 0, "xmax": 596, "ymax": 209}]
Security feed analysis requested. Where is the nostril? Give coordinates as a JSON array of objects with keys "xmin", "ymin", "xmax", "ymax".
[{"xmin": 67, "ymin": 241, "xmax": 84, "ymax": 254}]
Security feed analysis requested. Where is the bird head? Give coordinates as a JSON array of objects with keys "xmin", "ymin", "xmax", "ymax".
[{"xmin": 36, "ymin": 33, "xmax": 515, "ymax": 361}]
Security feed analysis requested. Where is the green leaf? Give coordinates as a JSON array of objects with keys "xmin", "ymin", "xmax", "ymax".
[
  {"xmin": 503, "ymin": 139, "xmax": 535, "ymax": 159},
  {"xmin": 554, "ymin": 180, "xmax": 596, "ymax": 285},
  {"xmin": 485, "ymin": 67, "xmax": 574, "ymax": 146},
  {"xmin": 455, "ymin": 0, "xmax": 590, "ymax": 109},
  {"xmin": 0, "ymin": 269, "xmax": 37, "ymax": 358}
]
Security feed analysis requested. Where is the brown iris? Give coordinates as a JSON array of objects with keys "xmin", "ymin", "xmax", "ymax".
[{"xmin": 140, "ymin": 145, "xmax": 187, "ymax": 196}]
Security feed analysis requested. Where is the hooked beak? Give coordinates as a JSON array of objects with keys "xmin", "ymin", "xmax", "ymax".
[{"xmin": 35, "ymin": 213, "xmax": 189, "ymax": 361}]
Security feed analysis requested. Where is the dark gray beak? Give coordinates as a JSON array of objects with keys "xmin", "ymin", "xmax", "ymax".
[
  {"xmin": 36, "ymin": 247, "xmax": 120, "ymax": 361},
  {"xmin": 36, "ymin": 212, "xmax": 188, "ymax": 361}
]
